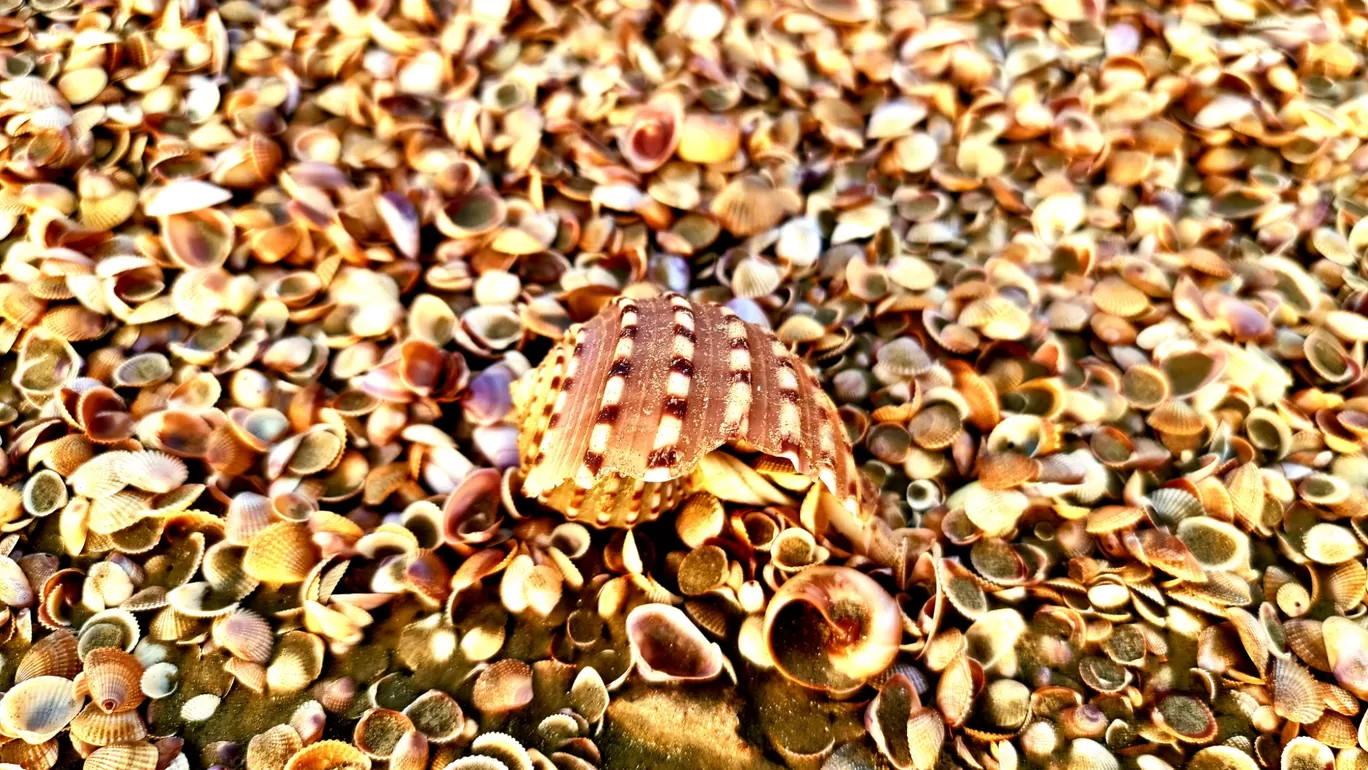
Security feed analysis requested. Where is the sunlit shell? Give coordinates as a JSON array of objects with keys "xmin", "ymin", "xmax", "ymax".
[
  {"xmin": 70, "ymin": 703, "xmax": 147, "ymax": 744},
  {"xmin": 1281, "ymin": 736, "xmax": 1333, "ymax": 770},
  {"xmin": 0, "ymin": 675, "xmax": 81, "ymax": 743},
  {"xmin": 282, "ymin": 740, "xmax": 372, "ymax": 770},
  {"xmin": 1152, "ymin": 693, "xmax": 1217, "ymax": 742},
  {"xmin": 763, "ymin": 566, "xmax": 900, "ymax": 693},
  {"xmin": 353, "ymin": 708, "xmax": 414, "ymax": 759},
  {"xmin": 470, "ymin": 732, "xmax": 533, "ymax": 770},
  {"xmin": 711, "ymin": 176, "xmax": 794, "ymax": 236},
  {"xmin": 677, "ymin": 112, "xmax": 741, "ymax": 164},
  {"xmin": 1304, "ymin": 524, "xmax": 1363, "ymax": 565},
  {"xmin": 248, "ymin": 724, "xmax": 304, "ymax": 770},
  {"xmin": 472, "ymin": 659, "xmax": 533, "ymax": 713},
  {"xmin": 243, "ymin": 522, "xmax": 319, "ymax": 584},
  {"xmin": 620, "ymin": 92, "xmax": 684, "ymax": 173},
  {"xmin": 266, "ymin": 631, "xmax": 325, "ymax": 695}
]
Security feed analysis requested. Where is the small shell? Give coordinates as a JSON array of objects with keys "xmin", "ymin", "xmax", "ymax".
[
  {"xmin": 626, "ymin": 603, "xmax": 725, "ymax": 684},
  {"xmin": 470, "ymin": 732, "xmax": 533, "ymax": 770},
  {"xmin": 84, "ymin": 742, "xmax": 158, "ymax": 770},
  {"xmin": 16, "ymin": 629, "xmax": 80, "ymax": 682},
  {"xmin": 402, "ymin": 690, "xmax": 464, "ymax": 744},
  {"xmin": 472, "ymin": 659, "xmax": 533, "ymax": 714},
  {"xmin": 1152, "ymin": 693, "xmax": 1217, "ymax": 742},
  {"xmin": 283, "ymin": 740, "xmax": 373, "ymax": 770},
  {"xmin": 620, "ymin": 92, "xmax": 684, "ymax": 173},
  {"xmin": 247, "ymin": 724, "xmax": 303, "ymax": 770},
  {"xmin": 140, "ymin": 662, "xmax": 178, "ymax": 699},
  {"xmin": 243, "ymin": 522, "xmax": 319, "ymax": 584},
  {"xmin": 213, "ymin": 608, "xmax": 275, "ymax": 664},
  {"xmin": 354, "ymin": 708, "xmax": 414, "ymax": 759},
  {"xmin": 266, "ymin": 631, "xmax": 325, "ymax": 695},
  {"xmin": 677, "ymin": 112, "xmax": 741, "ymax": 164},
  {"xmin": 70, "ymin": 703, "xmax": 148, "ymax": 745},
  {"xmin": 22, "ymin": 470, "xmax": 67, "ymax": 518}
]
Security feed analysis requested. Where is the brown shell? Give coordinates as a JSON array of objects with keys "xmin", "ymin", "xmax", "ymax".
[{"xmin": 513, "ymin": 294, "xmax": 860, "ymax": 528}]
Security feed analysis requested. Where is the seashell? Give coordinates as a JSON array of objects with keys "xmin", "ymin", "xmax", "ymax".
[
  {"xmin": 84, "ymin": 647, "xmax": 145, "ymax": 714},
  {"xmin": 472, "ymin": 659, "xmax": 533, "ymax": 714},
  {"xmin": 213, "ymin": 608, "xmax": 275, "ymax": 663},
  {"xmin": 354, "ymin": 708, "xmax": 413, "ymax": 759},
  {"xmin": 16, "ymin": 629, "xmax": 80, "ymax": 682},
  {"xmin": 1281, "ymin": 736, "xmax": 1332, "ymax": 770},
  {"xmin": 470, "ymin": 733, "xmax": 532, "ymax": 770},
  {"xmin": 1152, "ymin": 693, "xmax": 1217, "ymax": 742},
  {"xmin": 1304, "ymin": 524, "xmax": 1363, "ymax": 565},
  {"xmin": 763, "ymin": 566, "xmax": 900, "ymax": 693},
  {"xmin": 283, "ymin": 740, "xmax": 372, "ymax": 770},
  {"xmin": 0, "ymin": 675, "xmax": 81, "ymax": 744},
  {"xmin": 1176, "ymin": 517, "xmax": 1249, "ymax": 571},
  {"xmin": 677, "ymin": 112, "xmax": 741, "ymax": 164},
  {"xmin": 436, "ymin": 187, "xmax": 506, "ymax": 239},
  {"xmin": 266, "ymin": 631, "xmax": 325, "ymax": 695},
  {"xmin": 70, "ymin": 703, "xmax": 147, "ymax": 744},
  {"xmin": 243, "ymin": 522, "xmax": 319, "ymax": 584},
  {"xmin": 139, "ymin": 178, "xmax": 231, "ymax": 215},
  {"xmin": 140, "ymin": 661, "xmax": 178, "ymax": 699},
  {"xmin": 1189, "ymin": 746, "xmax": 1258, "ymax": 770},
  {"xmin": 625, "ymin": 602, "xmax": 725, "ymax": 684},
  {"xmin": 247, "ymin": 724, "xmax": 303, "ymax": 770},
  {"xmin": 513, "ymin": 295, "xmax": 891, "ymax": 564},
  {"xmin": 568, "ymin": 666, "xmax": 608, "ymax": 724},
  {"xmin": 84, "ymin": 742, "xmax": 158, "ymax": 770},
  {"xmin": 711, "ymin": 176, "xmax": 795, "ymax": 236},
  {"xmin": 402, "ymin": 690, "xmax": 464, "ymax": 744},
  {"xmin": 1324, "ymin": 617, "xmax": 1368, "ymax": 700},
  {"xmin": 961, "ymin": 484, "xmax": 1029, "ymax": 538},
  {"xmin": 161, "ymin": 208, "xmax": 235, "ymax": 269},
  {"xmin": 0, "ymin": 555, "xmax": 35, "ymax": 607},
  {"xmin": 620, "ymin": 92, "xmax": 684, "ymax": 173},
  {"xmin": 119, "ymin": 452, "xmax": 188, "ymax": 494},
  {"xmin": 23, "ymin": 470, "xmax": 67, "ymax": 518}
]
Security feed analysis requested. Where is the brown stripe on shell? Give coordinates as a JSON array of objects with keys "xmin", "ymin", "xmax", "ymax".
[
  {"xmin": 521, "ymin": 336, "xmax": 570, "ymax": 475},
  {"xmin": 576, "ymin": 296, "xmax": 641, "ymax": 488}
]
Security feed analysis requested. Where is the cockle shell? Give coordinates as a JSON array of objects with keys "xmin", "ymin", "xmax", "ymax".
[
  {"xmin": 512, "ymin": 294, "xmax": 892, "ymax": 563},
  {"xmin": 0, "ymin": 675, "xmax": 82, "ymax": 744}
]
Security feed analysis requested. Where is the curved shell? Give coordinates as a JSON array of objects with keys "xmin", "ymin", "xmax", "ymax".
[
  {"xmin": 513, "ymin": 295, "xmax": 863, "ymax": 529},
  {"xmin": 0, "ymin": 675, "xmax": 82, "ymax": 744},
  {"xmin": 83, "ymin": 647, "xmax": 145, "ymax": 714}
]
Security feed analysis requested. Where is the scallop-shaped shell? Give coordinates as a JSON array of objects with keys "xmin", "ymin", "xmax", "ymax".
[
  {"xmin": 1281, "ymin": 736, "xmax": 1332, "ymax": 770},
  {"xmin": 472, "ymin": 659, "xmax": 533, "ymax": 714},
  {"xmin": 243, "ymin": 522, "xmax": 319, "ymax": 584},
  {"xmin": 23, "ymin": 470, "xmax": 68, "ymax": 518},
  {"xmin": 513, "ymin": 294, "xmax": 866, "ymax": 540},
  {"xmin": 84, "ymin": 742, "xmax": 158, "ymax": 770},
  {"xmin": 0, "ymin": 675, "xmax": 82, "ymax": 744},
  {"xmin": 69, "ymin": 703, "xmax": 147, "ymax": 745},
  {"xmin": 213, "ymin": 608, "xmax": 275, "ymax": 664},
  {"xmin": 84, "ymin": 647, "xmax": 145, "ymax": 714},
  {"xmin": 248, "ymin": 724, "xmax": 304, "ymax": 770},
  {"xmin": 402, "ymin": 690, "xmax": 464, "ymax": 744},
  {"xmin": 283, "ymin": 740, "xmax": 372, "ymax": 770},
  {"xmin": 470, "ymin": 732, "xmax": 533, "ymax": 770},
  {"xmin": 266, "ymin": 631, "xmax": 325, "ymax": 695},
  {"xmin": 140, "ymin": 662, "xmax": 178, "ymax": 699},
  {"xmin": 710, "ymin": 176, "xmax": 795, "ymax": 236},
  {"xmin": 16, "ymin": 629, "xmax": 80, "ymax": 682},
  {"xmin": 354, "ymin": 708, "xmax": 413, "ymax": 759}
]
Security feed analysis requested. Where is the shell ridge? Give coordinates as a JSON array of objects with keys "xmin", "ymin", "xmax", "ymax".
[
  {"xmin": 644, "ymin": 293, "xmax": 697, "ymax": 481},
  {"xmin": 575, "ymin": 296, "xmax": 641, "ymax": 488}
]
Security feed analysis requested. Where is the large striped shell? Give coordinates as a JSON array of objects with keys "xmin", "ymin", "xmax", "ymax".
[{"xmin": 513, "ymin": 294, "xmax": 861, "ymax": 529}]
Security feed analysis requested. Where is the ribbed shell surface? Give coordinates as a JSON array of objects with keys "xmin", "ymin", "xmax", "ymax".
[{"xmin": 515, "ymin": 294, "xmax": 859, "ymax": 527}]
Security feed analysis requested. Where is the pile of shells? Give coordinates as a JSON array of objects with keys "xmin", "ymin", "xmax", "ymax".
[{"xmin": 3, "ymin": 0, "xmax": 1368, "ymax": 767}]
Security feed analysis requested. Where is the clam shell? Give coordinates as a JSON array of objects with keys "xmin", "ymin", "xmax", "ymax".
[
  {"xmin": 620, "ymin": 92, "xmax": 683, "ymax": 173},
  {"xmin": 470, "ymin": 732, "xmax": 533, "ymax": 770},
  {"xmin": 283, "ymin": 740, "xmax": 372, "ymax": 770},
  {"xmin": 402, "ymin": 690, "xmax": 464, "ymax": 744},
  {"xmin": 16, "ymin": 629, "xmax": 80, "ymax": 682},
  {"xmin": 69, "ymin": 703, "xmax": 148, "ymax": 745},
  {"xmin": 247, "ymin": 724, "xmax": 303, "ymax": 770},
  {"xmin": 266, "ymin": 630, "xmax": 325, "ymax": 695},
  {"xmin": 677, "ymin": 113, "xmax": 740, "ymax": 165},
  {"xmin": 243, "ymin": 522, "xmax": 319, "ymax": 584},
  {"xmin": 22, "ymin": 470, "xmax": 67, "ymax": 518},
  {"xmin": 84, "ymin": 742, "xmax": 158, "ymax": 770},
  {"xmin": 84, "ymin": 646, "xmax": 145, "ymax": 714},
  {"xmin": 472, "ymin": 659, "xmax": 534, "ymax": 714},
  {"xmin": 140, "ymin": 661, "xmax": 178, "ymax": 699},
  {"xmin": 354, "ymin": 708, "xmax": 413, "ymax": 759},
  {"xmin": 213, "ymin": 608, "xmax": 275, "ymax": 663},
  {"xmin": 0, "ymin": 675, "xmax": 81, "ymax": 744}
]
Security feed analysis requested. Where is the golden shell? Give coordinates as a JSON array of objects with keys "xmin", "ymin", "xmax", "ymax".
[
  {"xmin": 266, "ymin": 630, "xmax": 325, "ymax": 695},
  {"xmin": 402, "ymin": 690, "xmax": 464, "ymax": 744},
  {"xmin": 243, "ymin": 522, "xmax": 319, "ymax": 584},
  {"xmin": 69, "ymin": 703, "xmax": 148, "ymax": 745},
  {"xmin": 247, "ymin": 724, "xmax": 304, "ymax": 770},
  {"xmin": 83, "ymin": 647, "xmax": 145, "ymax": 714},
  {"xmin": 282, "ymin": 740, "xmax": 373, "ymax": 770},
  {"xmin": 83, "ymin": 742, "xmax": 159, "ymax": 770}
]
